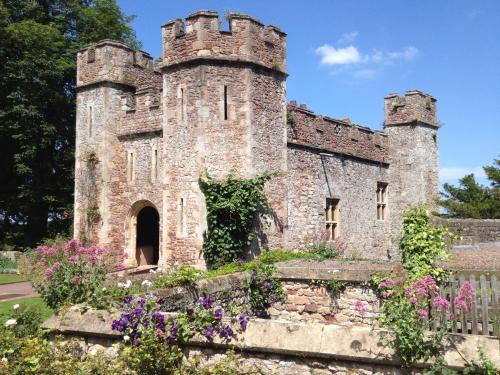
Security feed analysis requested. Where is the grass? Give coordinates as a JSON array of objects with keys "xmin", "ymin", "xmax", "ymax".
[
  {"xmin": 0, "ymin": 274, "xmax": 28, "ymax": 284},
  {"xmin": 0, "ymin": 297, "xmax": 53, "ymax": 321}
]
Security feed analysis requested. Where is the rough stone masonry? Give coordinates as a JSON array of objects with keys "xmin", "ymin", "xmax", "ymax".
[{"xmin": 74, "ymin": 10, "xmax": 440, "ymax": 268}]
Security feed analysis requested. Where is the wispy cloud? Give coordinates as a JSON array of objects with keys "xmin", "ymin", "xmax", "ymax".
[
  {"xmin": 338, "ymin": 31, "xmax": 358, "ymax": 45},
  {"xmin": 315, "ymin": 36, "xmax": 419, "ymax": 79},
  {"xmin": 440, "ymin": 167, "xmax": 487, "ymax": 183}
]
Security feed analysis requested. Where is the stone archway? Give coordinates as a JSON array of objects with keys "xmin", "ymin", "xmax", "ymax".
[{"xmin": 126, "ymin": 201, "xmax": 160, "ymax": 267}]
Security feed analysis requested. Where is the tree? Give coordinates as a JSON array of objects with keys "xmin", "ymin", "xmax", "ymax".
[
  {"xmin": 440, "ymin": 159, "xmax": 500, "ymax": 219},
  {"xmin": 0, "ymin": 0, "xmax": 140, "ymax": 248}
]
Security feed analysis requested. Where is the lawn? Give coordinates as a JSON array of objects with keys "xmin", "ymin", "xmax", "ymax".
[
  {"xmin": 0, "ymin": 274, "xmax": 28, "ymax": 284},
  {"xmin": 0, "ymin": 297, "xmax": 52, "ymax": 321}
]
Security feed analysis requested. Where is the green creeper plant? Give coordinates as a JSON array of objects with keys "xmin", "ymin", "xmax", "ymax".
[{"xmin": 199, "ymin": 172, "xmax": 276, "ymax": 268}]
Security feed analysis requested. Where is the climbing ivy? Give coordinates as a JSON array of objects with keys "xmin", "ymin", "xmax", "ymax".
[{"xmin": 199, "ymin": 172, "xmax": 276, "ymax": 268}]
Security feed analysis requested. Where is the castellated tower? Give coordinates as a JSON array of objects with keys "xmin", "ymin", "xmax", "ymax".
[
  {"xmin": 74, "ymin": 40, "xmax": 162, "ymax": 263},
  {"xmin": 384, "ymin": 90, "xmax": 440, "ymax": 238},
  {"xmin": 160, "ymin": 11, "xmax": 288, "ymax": 266}
]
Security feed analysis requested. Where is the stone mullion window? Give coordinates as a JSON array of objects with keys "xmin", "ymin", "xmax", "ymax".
[
  {"xmin": 376, "ymin": 182, "xmax": 388, "ymax": 220},
  {"xmin": 325, "ymin": 198, "xmax": 340, "ymax": 241}
]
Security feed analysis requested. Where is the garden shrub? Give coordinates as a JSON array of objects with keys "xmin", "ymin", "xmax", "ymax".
[
  {"xmin": 29, "ymin": 239, "xmax": 124, "ymax": 310},
  {"xmin": 199, "ymin": 172, "xmax": 275, "ymax": 268},
  {"xmin": 0, "ymin": 255, "xmax": 17, "ymax": 272},
  {"xmin": 247, "ymin": 263, "xmax": 285, "ymax": 316}
]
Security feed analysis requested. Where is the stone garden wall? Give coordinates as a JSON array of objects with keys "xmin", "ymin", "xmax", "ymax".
[
  {"xmin": 43, "ymin": 309, "xmax": 500, "ymax": 374},
  {"xmin": 431, "ymin": 217, "xmax": 500, "ymax": 247}
]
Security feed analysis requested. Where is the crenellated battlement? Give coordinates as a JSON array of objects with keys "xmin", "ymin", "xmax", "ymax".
[
  {"xmin": 160, "ymin": 10, "xmax": 286, "ymax": 73},
  {"xmin": 77, "ymin": 40, "xmax": 161, "ymax": 90},
  {"xmin": 384, "ymin": 90, "xmax": 438, "ymax": 127},
  {"xmin": 287, "ymin": 102, "xmax": 388, "ymax": 164}
]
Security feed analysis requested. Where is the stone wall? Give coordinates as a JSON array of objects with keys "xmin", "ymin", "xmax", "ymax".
[
  {"xmin": 43, "ymin": 310, "xmax": 500, "ymax": 373},
  {"xmin": 270, "ymin": 282, "xmax": 380, "ymax": 326},
  {"xmin": 432, "ymin": 217, "xmax": 500, "ymax": 246},
  {"xmin": 285, "ymin": 148, "xmax": 393, "ymax": 260}
]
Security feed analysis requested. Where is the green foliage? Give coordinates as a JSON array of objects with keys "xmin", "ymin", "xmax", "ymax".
[
  {"xmin": 248, "ymin": 263, "xmax": 285, "ymax": 316},
  {"xmin": 86, "ymin": 203, "xmax": 100, "ymax": 223},
  {"xmin": 199, "ymin": 172, "xmax": 276, "ymax": 268},
  {"xmin": 0, "ymin": 297, "xmax": 52, "ymax": 322},
  {"xmin": 463, "ymin": 348, "xmax": 498, "ymax": 375},
  {"xmin": 0, "ymin": 0, "xmax": 140, "ymax": 249},
  {"xmin": 0, "ymin": 255, "xmax": 17, "ymax": 272},
  {"xmin": 286, "ymin": 109, "xmax": 296, "ymax": 126},
  {"xmin": 307, "ymin": 241, "xmax": 341, "ymax": 259},
  {"xmin": 83, "ymin": 150, "xmax": 99, "ymax": 166},
  {"xmin": 440, "ymin": 158, "xmax": 500, "ymax": 219},
  {"xmin": 399, "ymin": 206, "xmax": 453, "ymax": 281},
  {"xmin": 152, "ymin": 266, "xmax": 202, "ymax": 289}
]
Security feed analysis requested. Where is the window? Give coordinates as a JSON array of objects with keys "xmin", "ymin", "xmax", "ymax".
[
  {"xmin": 181, "ymin": 88, "xmax": 184, "ymax": 120},
  {"xmin": 88, "ymin": 106, "xmax": 93, "ymax": 137},
  {"xmin": 151, "ymin": 147, "xmax": 158, "ymax": 182},
  {"xmin": 377, "ymin": 182, "xmax": 388, "ymax": 220},
  {"xmin": 223, "ymin": 85, "xmax": 228, "ymax": 120},
  {"xmin": 325, "ymin": 198, "xmax": 340, "ymax": 241},
  {"xmin": 178, "ymin": 197, "xmax": 185, "ymax": 236},
  {"xmin": 127, "ymin": 151, "xmax": 135, "ymax": 182}
]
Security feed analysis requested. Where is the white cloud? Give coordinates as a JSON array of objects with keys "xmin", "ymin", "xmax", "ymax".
[
  {"xmin": 387, "ymin": 46, "xmax": 419, "ymax": 61},
  {"xmin": 440, "ymin": 167, "xmax": 487, "ymax": 182},
  {"xmin": 338, "ymin": 31, "xmax": 358, "ymax": 45},
  {"xmin": 353, "ymin": 69, "xmax": 377, "ymax": 79},
  {"xmin": 315, "ymin": 36, "xmax": 419, "ymax": 79},
  {"xmin": 315, "ymin": 45, "xmax": 361, "ymax": 65}
]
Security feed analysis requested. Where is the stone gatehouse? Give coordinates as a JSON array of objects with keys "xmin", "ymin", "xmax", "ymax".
[{"xmin": 74, "ymin": 10, "xmax": 440, "ymax": 268}]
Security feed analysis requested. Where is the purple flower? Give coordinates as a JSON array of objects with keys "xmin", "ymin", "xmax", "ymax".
[
  {"xmin": 124, "ymin": 295, "xmax": 133, "ymax": 304},
  {"xmin": 204, "ymin": 326, "xmax": 215, "ymax": 341},
  {"xmin": 198, "ymin": 296, "xmax": 213, "ymax": 309},
  {"xmin": 214, "ymin": 308, "xmax": 223, "ymax": 320},
  {"xmin": 432, "ymin": 295, "xmax": 450, "ymax": 311},
  {"xmin": 219, "ymin": 324, "xmax": 233, "ymax": 341},
  {"xmin": 238, "ymin": 314, "xmax": 248, "ymax": 330},
  {"xmin": 186, "ymin": 307, "xmax": 194, "ymax": 316},
  {"xmin": 354, "ymin": 300, "xmax": 367, "ymax": 314},
  {"xmin": 409, "ymin": 296, "xmax": 418, "ymax": 305}
]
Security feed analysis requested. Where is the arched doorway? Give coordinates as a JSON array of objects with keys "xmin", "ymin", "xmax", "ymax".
[{"xmin": 135, "ymin": 206, "xmax": 159, "ymax": 266}]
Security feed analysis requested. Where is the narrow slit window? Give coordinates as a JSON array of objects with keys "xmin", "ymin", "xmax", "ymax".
[
  {"xmin": 223, "ymin": 85, "xmax": 228, "ymax": 120},
  {"xmin": 181, "ymin": 88, "xmax": 184, "ymax": 120},
  {"xmin": 377, "ymin": 182, "xmax": 388, "ymax": 220},
  {"xmin": 325, "ymin": 198, "xmax": 340, "ymax": 241},
  {"xmin": 88, "ymin": 106, "xmax": 93, "ymax": 137},
  {"xmin": 179, "ymin": 198, "xmax": 185, "ymax": 235},
  {"xmin": 151, "ymin": 147, "xmax": 158, "ymax": 181},
  {"xmin": 127, "ymin": 151, "xmax": 135, "ymax": 182}
]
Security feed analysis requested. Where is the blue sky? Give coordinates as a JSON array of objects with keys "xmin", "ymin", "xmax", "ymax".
[{"xmin": 117, "ymin": 0, "xmax": 499, "ymax": 187}]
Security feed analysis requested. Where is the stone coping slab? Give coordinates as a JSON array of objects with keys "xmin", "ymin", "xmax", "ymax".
[{"xmin": 42, "ymin": 308, "xmax": 499, "ymax": 370}]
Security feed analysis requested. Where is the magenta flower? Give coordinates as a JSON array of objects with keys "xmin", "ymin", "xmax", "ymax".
[
  {"xmin": 379, "ymin": 278, "xmax": 396, "ymax": 289},
  {"xmin": 409, "ymin": 296, "xmax": 418, "ymax": 304},
  {"xmin": 44, "ymin": 268, "xmax": 53, "ymax": 276},
  {"xmin": 417, "ymin": 309, "xmax": 428, "ymax": 319},
  {"xmin": 70, "ymin": 275, "xmax": 81, "ymax": 285},
  {"xmin": 53, "ymin": 262, "xmax": 61, "ymax": 270},
  {"xmin": 454, "ymin": 282, "xmax": 475, "ymax": 312},
  {"xmin": 432, "ymin": 295, "xmax": 450, "ymax": 311}
]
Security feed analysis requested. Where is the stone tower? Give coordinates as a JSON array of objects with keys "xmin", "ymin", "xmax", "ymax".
[
  {"xmin": 160, "ymin": 11, "xmax": 288, "ymax": 266},
  {"xmin": 74, "ymin": 40, "xmax": 162, "ymax": 258},
  {"xmin": 384, "ymin": 90, "xmax": 440, "ymax": 237}
]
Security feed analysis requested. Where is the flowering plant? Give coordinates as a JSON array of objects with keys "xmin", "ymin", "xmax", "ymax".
[
  {"xmin": 29, "ymin": 239, "xmax": 123, "ymax": 310},
  {"xmin": 377, "ymin": 273, "xmax": 475, "ymax": 367},
  {"xmin": 112, "ymin": 294, "xmax": 247, "ymax": 374}
]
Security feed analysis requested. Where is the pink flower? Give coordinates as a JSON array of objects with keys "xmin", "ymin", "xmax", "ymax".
[
  {"xmin": 432, "ymin": 295, "xmax": 450, "ymax": 311},
  {"xmin": 409, "ymin": 297, "xmax": 418, "ymax": 304},
  {"xmin": 116, "ymin": 261, "xmax": 125, "ymax": 270},
  {"xmin": 454, "ymin": 282, "xmax": 475, "ymax": 312},
  {"xmin": 354, "ymin": 300, "xmax": 367, "ymax": 314},
  {"xmin": 69, "ymin": 255, "xmax": 78, "ymax": 263},
  {"xmin": 70, "ymin": 275, "xmax": 81, "ymax": 285},
  {"xmin": 64, "ymin": 239, "xmax": 79, "ymax": 251},
  {"xmin": 90, "ymin": 255, "xmax": 98, "ymax": 264},
  {"xmin": 417, "ymin": 287, "xmax": 427, "ymax": 297},
  {"xmin": 379, "ymin": 278, "xmax": 396, "ymax": 289},
  {"xmin": 417, "ymin": 309, "xmax": 428, "ymax": 319},
  {"xmin": 382, "ymin": 291, "xmax": 390, "ymax": 299},
  {"xmin": 53, "ymin": 262, "xmax": 61, "ymax": 270},
  {"xmin": 44, "ymin": 268, "xmax": 53, "ymax": 276}
]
